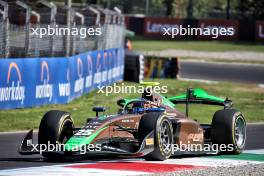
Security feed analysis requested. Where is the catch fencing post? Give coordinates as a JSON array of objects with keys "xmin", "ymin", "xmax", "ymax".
[
  {"xmin": 114, "ymin": 7, "xmax": 124, "ymax": 49},
  {"xmin": 102, "ymin": 8, "xmax": 111, "ymax": 50},
  {"xmin": 30, "ymin": 10, "xmax": 40, "ymax": 57},
  {"xmin": 0, "ymin": 0, "xmax": 9, "ymax": 58},
  {"xmin": 64, "ymin": 0, "xmax": 72, "ymax": 57},
  {"xmin": 87, "ymin": 6, "xmax": 100, "ymax": 50},
  {"xmin": 35, "ymin": 0, "xmax": 57, "ymax": 57},
  {"xmin": 72, "ymin": 12, "xmax": 84, "ymax": 55},
  {"xmin": 15, "ymin": 0, "xmax": 31, "ymax": 57},
  {"xmin": 50, "ymin": 2, "xmax": 56, "ymax": 57}
]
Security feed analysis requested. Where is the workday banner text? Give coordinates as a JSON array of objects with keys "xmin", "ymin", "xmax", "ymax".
[{"xmin": 0, "ymin": 48, "xmax": 124, "ymax": 109}]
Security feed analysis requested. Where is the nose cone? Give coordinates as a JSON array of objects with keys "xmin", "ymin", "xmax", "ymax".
[
  {"xmin": 65, "ymin": 137, "xmax": 86, "ymax": 152},
  {"xmin": 65, "ymin": 126, "xmax": 108, "ymax": 152}
]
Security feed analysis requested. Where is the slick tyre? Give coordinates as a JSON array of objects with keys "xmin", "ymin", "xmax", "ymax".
[
  {"xmin": 38, "ymin": 110, "xmax": 74, "ymax": 159},
  {"xmin": 211, "ymin": 109, "xmax": 246, "ymax": 154},
  {"xmin": 138, "ymin": 112, "xmax": 173, "ymax": 161}
]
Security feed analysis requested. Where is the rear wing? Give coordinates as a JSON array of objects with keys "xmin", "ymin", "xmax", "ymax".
[{"xmin": 168, "ymin": 88, "xmax": 232, "ymax": 116}]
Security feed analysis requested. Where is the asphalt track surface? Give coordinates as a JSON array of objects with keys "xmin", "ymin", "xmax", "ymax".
[
  {"xmin": 180, "ymin": 61, "xmax": 264, "ymax": 84},
  {"xmin": 0, "ymin": 61, "xmax": 263, "ymax": 172},
  {"xmin": 0, "ymin": 123, "xmax": 263, "ymax": 170}
]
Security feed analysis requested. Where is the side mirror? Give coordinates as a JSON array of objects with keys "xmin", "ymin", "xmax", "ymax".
[
  {"xmin": 92, "ymin": 107, "xmax": 106, "ymax": 117},
  {"xmin": 186, "ymin": 88, "xmax": 194, "ymax": 117},
  {"xmin": 224, "ymin": 98, "xmax": 233, "ymax": 109},
  {"xmin": 187, "ymin": 88, "xmax": 194, "ymax": 99}
]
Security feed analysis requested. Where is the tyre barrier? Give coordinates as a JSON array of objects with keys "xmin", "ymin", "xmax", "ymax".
[{"xmin": 124, "ymin": 50, "xmax": 144, "ymax": 83}]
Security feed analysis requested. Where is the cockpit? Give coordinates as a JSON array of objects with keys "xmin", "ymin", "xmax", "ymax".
[{"xmin": 120, "ymin": 99, "xmax": 165, "ymax": 114}]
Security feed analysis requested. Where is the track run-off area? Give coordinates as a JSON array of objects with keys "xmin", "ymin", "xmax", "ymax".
[
  {"xmin": 0, "ymin": 150, "xmax": 263, "ymax": 175},
  {"xmin": 0, "ymin": 123, "xmax": 263, "ymax": 175}
]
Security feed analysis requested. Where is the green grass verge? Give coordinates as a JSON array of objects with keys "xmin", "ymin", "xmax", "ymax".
[
  {"xmin": 0, "ymin": 79, "xmax": 263, "ymax": 132},
  {"xmin": 131, "ymin": 39, "xmax": 264, "ymax": 52}
]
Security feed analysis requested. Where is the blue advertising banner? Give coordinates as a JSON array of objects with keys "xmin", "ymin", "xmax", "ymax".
[{"xmin": 0, "ymin": 48, "xmax": 124, "ymax": 109}]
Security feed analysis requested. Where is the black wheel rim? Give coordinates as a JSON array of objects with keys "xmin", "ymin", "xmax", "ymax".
[{"xmin": 159, "ymin": 119, "xmax": 172, "ymax": 154}]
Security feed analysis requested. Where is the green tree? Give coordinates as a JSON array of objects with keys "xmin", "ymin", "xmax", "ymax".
[
  {"xmin": 172, "ymin": 0, "xmax": 187, "ymax": 18},
  {"xmin": 236, "ymin": 0, "xmax": 264, "ymax": 20}
]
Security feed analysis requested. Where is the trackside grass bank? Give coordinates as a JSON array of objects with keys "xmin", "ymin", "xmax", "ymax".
[{"xmin": 0, "ymin": 79, "xmax": 263, "ymax": 131}]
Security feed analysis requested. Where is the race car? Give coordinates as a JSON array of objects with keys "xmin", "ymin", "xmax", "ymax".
[{"xmin": 19, "ymin": 82, "xmax": 246, "ymax": 161}]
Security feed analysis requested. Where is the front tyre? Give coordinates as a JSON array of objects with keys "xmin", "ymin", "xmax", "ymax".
[
  {"xmin": 38, "ymin": 110, "xmax": 74, "ymax": 159},
  {"xmin": 138, "ymin": 113, "xmax": 173, "ymax": 161},
  {"xmin": 211, "ymin": 109, "xmax": 246, "ymax": 154}
]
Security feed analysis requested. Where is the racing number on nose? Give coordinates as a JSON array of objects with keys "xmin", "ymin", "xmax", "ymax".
[{"xmin": 75, "ymin": 129, "xmax": 94, "ymax": 136}]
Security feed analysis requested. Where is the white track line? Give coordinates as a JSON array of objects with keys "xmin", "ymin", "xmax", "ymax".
[
  {"xmin": 258, "ymin": 84, "xmax": 264, "ymax": 88},
  {"xmin": 179, "ymin": 78, "xmax": 219, "ymax": 84},
  {"xmin": 181, "ymin": 59, "xmax": 264, "ymax": 66},
  {"xmin": 0, "ymin": 130, "xmax": 38, "ymax": 135},
  {"xmin": 0, "ymin": 166, "xmax": 147, "ymax": 176},
  {"xmin": 244, "ymin": 149, "xmax": 264, "ymax": 154}
]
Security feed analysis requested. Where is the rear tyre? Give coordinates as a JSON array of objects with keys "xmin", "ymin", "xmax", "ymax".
[
  {"xmin": 38, "ymin": 110, "xmax": 74, "ymax": 159},
  {"xmin": 138, "ymin": 112, "xmax": 173, "ymax": 161},
  {"xmin": 211, "ymin": 109, "xmax": 246, "ymax": 154}
]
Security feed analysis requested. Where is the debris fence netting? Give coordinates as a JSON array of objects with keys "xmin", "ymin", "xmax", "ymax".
[{"xmin": 0, "ymin": 2, "xmax": 125, "ymax": 59}]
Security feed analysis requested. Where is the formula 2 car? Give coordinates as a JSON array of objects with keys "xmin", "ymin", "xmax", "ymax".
[{"xmin": 19, "ymin": 82, "xmax": 246, "ymax": 161}]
